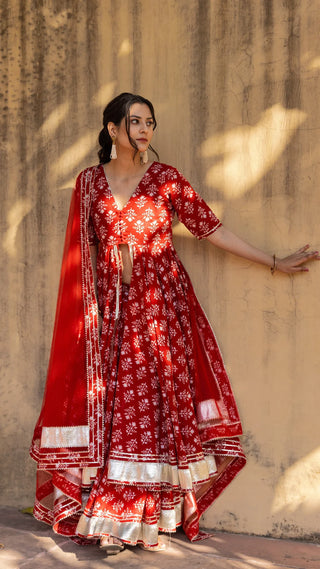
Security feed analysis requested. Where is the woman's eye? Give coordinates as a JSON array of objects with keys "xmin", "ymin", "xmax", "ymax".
[{"xmin": 130, "ymin": 119, "xmax": 154, "ymax": 127}]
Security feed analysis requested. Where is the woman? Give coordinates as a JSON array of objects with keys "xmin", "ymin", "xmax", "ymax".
[{"xmin": 30, "ymin": 92, "xmax": 319, "ymax": 555}]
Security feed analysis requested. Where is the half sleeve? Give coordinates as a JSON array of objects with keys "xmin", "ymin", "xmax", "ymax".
[{"xmin": 169, "ymin": 170, "xmax": 222, "ymax": 239}]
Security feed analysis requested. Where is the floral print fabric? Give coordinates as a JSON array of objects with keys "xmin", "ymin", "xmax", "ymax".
[{"xmin": 74, "ymin": 163, "xmax": 246, "ymax": 545}]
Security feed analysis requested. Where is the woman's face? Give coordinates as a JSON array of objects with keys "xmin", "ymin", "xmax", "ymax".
[{"xmin": 110, "ymin": 103, "xmax": 155, "ymax": 155}]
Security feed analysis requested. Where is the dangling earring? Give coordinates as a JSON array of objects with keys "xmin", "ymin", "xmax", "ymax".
[
  {"xmin": 110, "ymin": 136, "xmax": 117, "ymax": 160},
  {"xmin": 140, "ymin": 150, "xmax": 148, "ymax": 164}
]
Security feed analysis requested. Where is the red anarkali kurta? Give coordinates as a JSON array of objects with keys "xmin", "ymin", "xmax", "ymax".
[{"xmin": 30, "ymin": 162, "xmax": 246, "ymax": 547}]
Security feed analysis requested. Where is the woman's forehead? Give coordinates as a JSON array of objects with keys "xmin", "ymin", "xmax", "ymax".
[{"xmin": 129, "ymin": 102, "xmax": 152, "ymax": 117}]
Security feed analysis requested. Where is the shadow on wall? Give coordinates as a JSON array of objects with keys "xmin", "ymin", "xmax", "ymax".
[
  {"xmin": 272, "ymin": 447, "xmax": 320, "ymax": 518},
  {"xmin": 4, "ymin": 98, "xmax": 307, "ymax": 259},
  {"xmin": 2, "ymin": 81, "xmax": 118, "ymax": 260},
  {"xmin": 201, "ymin": 103, "xmax": 306, "ymax": 202}
]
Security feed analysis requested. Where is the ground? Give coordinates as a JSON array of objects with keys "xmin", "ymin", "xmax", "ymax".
[{"xmin": 1, "ymin": 507, "xmax": 320, "ymax": 569}]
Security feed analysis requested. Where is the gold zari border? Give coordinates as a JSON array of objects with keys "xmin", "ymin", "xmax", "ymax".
[
  {"xmin": 107, "ymin": 455, "xmax": 217, "ymax": 489},
  {"xmin": 76, "ymin": 500, "xmax": 183, "ymax": 546},
  {"xmin": 40, "ymin": 426, "xmax": 89, "ymax": 448}
]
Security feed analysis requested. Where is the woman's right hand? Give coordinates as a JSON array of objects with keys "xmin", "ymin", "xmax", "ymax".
[{"xmin": 276, "ymin": 245, "xmax": 320, "ymax": 274}]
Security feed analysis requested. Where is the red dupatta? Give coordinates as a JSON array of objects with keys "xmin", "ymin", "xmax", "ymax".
[{"xmin": 30, "ymin": 167, "xmax": 104, "ymax": 470}]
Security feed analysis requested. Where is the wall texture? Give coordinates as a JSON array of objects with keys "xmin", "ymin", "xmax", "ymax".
[{"xmin": 1, "ymin": 0, "xmax": 320, "ymax": 540}]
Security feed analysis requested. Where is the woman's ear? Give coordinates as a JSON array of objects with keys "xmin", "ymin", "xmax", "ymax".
[{"xmin": 107, "ymin": 122, "xmax": 117, "ymax": 140}]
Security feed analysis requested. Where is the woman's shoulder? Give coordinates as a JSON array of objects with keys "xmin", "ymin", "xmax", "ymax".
[
  {"xmin": 151, "ymin": 161, "xmax": 182, "ymax": 179},
  {"xmin": 75, "ymin": 165, "xmax": 102, "ymax": 184}
]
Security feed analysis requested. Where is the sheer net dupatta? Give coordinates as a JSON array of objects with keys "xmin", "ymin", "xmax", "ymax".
[{"xmin": 30, "ymin": 167, "xmax": 104, "ymax": 470}]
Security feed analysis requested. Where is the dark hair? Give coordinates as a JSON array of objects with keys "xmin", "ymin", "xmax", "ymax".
[{"xmin": 98, "ymin": 92, "xmax": 159, "ymax": 164}]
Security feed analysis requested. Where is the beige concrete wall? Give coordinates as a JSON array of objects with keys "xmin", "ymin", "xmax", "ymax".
[{"xmin": 1, "ymin": 0, "xmax": 320, "ymax": 540}]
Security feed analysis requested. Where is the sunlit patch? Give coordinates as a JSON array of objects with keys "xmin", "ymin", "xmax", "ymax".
[
  {"xmin": 272, "ymin": 447, "xmax": 320, "ymax": 514},
  {"xmin": 201, "ymin": 104, "xmax": 307, "ymax": 198},
  {"xmin": 92, "ymin": 81, "xmax": 117, "ymax": 108},
  {"xmin": 51, "ymin": 132, "xmax": 97, "ymax": 177},
  {"xmin": 38, "ymin": 102, "xmax": 70, "ymax": 137},
  {"xmin": 118, "ymin": 38, "xmax": 133, "ymax": 57},
  {"xmin": 57, "ymin": 178, "xmax": 75, "ymax": 191},
  {"xmin": 236, "ymin": 554, "xmax": 275, "ymax": 567},
  {"xmin": 0, "ymin": 548, "xmax": 23, "ymax": 568},
  {"xmin": 32, "ymin": 535, "xmax": 82, "ymax": 566},
  {"xmin": 3, "ymin": 198, "xmax": 32, "ymax": 258},
  {"xmin": 159, "ymin": 543, "xmax": 185, "ymax": 557},
  {"xmin": 307, "ymin": 56, "xmax": 320, "ymax": 70}
]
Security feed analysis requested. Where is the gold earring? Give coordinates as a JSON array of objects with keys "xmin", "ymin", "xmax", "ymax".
[
  {"xmin": 140, "ymin": 150, "xmax": 148, "ymax": 164},
  {"xmin": 110, "ymin": 136, "xmax": 117, "ymax": 160}
]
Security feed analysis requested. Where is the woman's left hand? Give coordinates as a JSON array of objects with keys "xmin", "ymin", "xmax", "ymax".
[{"xmin": 276, "ymin": 245, "xmax": 320, "ymax": 274}]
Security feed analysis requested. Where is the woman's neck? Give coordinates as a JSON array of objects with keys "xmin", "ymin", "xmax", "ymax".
[{"xmin": 105, "ymin": 152, "xmax": 149, "ymax": 178}]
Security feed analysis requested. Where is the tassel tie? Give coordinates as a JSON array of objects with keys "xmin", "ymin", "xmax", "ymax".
[{"xmin": 113, "ymin": 245, "xmax": 122, "ymax": 321}]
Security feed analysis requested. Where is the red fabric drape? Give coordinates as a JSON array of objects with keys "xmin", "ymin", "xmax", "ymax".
[{"xmin": 30, "ymin": 168, "xmax": 104, "ymax": 469}]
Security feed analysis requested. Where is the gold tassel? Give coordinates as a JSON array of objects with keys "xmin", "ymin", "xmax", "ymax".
[
  {"xmin": 140, "ymin": 150, "xmax": 148, "ymax": 164},
  {"xmin": 110, "ymin": 137, "xmax": 117, "ymax": 160}
]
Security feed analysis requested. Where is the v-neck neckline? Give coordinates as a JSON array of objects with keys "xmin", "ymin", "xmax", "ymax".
[{"xmin": 101, "ymin": 162, "xmax": 155, "ymax": 212}]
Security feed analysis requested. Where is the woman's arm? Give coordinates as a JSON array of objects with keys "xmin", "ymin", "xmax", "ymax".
[{"xmin": 207, "ymin": 226, "xmax": 319, "ymax": 274}]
